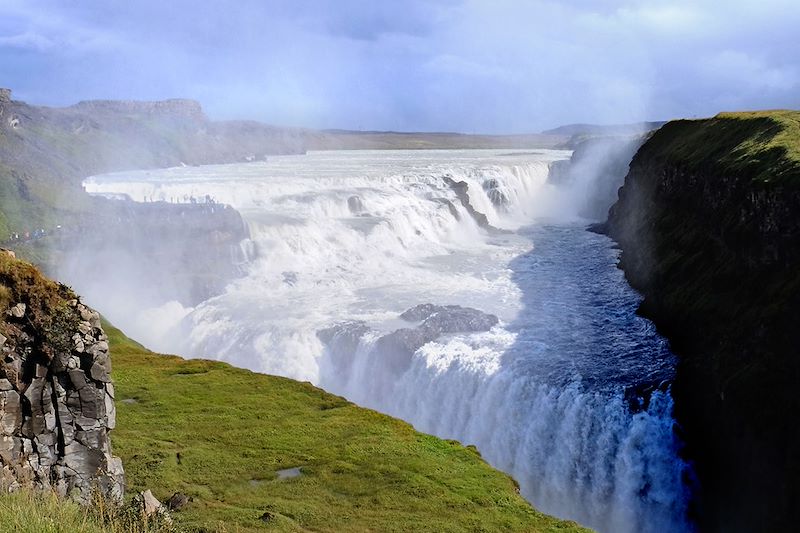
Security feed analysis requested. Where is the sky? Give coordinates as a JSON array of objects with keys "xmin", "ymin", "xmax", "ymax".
[{"xmin": 1, "ymin": 0, "xmax": 799, "ymax": 133}]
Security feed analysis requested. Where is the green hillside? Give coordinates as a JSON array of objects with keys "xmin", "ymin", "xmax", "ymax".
[
  {"xmin": 106, "ymin": 323, "xmax": 588, "ymax": 532},
  {"xmin": 637, "ymin": 110, "xmax": 800, "ymax": 185}
]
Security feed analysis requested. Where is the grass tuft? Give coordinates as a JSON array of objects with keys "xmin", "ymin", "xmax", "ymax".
[{"xmin": 0, "ymin": 488, "xmax": 177, "ymax": 533}]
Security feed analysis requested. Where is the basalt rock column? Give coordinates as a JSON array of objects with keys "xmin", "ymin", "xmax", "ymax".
[{"xmin": 0, "ymin": 252, "xmax": 123, "ymax": 501}]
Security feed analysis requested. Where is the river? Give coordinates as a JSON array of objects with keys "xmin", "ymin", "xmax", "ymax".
[{"xmin": 81, "ymin": 149, "xmax": 693, "ymax": 532}]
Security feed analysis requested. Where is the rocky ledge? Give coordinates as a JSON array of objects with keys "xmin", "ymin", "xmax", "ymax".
[{"xmin": 0, "ymin": 251, "xmax": 123, "ymax": 501}]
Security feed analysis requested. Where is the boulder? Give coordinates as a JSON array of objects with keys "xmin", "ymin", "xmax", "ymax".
[
  {"xmin": 399, "ymin": 303, "xmax": 499, "ymax": 333},
  {"xmin": 347, "ymin": 195, "xmax": 365, "ymax": 214},
  {"xmin": 8, "ymin": 303, "xmax": 25, "ymax": 318},
  {"xmin": 377, "ymin": 304, "xmax": 498, "ymax": 373},
  {"xmin": 134, "ymin": 489, "xmax": 172, "ymax": 523},
  {"xmin": 167, "ymin": 491, "xmax": 191, "ymax": 511}
]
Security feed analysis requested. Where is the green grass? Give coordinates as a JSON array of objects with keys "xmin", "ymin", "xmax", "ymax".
[
  {"xmin": 105, "ymin": 323, "xmax": 589, "ymax": 533},
  {"xmin": 0, "ymin": 490, "xmax": 109, "ymax": 533},
  {"xmin": 0, "ymin": 488, "xmax": 177, "ymax": 533},
  {"xmin": 638, "ymin": 110, "xmax": 800, "ymax": 186}
]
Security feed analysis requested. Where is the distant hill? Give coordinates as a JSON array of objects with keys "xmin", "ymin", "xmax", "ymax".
[
  {"xmin": 0, "ymin": 88, "xmax": 308, "ymax": 238},
  {"xmin": 311, "ymin": 129, "xmax": 566, "ymax": 150},
  {"xmin": 542, "ymin": 121, "xmax": 666, "ymax": 137}
]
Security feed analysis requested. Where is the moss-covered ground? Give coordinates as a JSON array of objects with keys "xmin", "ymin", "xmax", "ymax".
[
  {"xmin": 106, "ymin": 322, "xmax": 589, "ymax": 532},
  {"xmin": 637, "ymin": 110, "xmax": 800, "ymax": 185}
]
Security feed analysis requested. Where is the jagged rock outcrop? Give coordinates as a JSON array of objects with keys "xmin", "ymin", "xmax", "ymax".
[
  {"xmin": 601, "ymin": 111, "xmax": 800, "ymax": 532},
  {"xmin": 442, "ymin": 175, "xmax": 512, "ymax": 233},
  {"xmin": 0, "ymin": 252, "xmax": 123, "ymax": 501}
]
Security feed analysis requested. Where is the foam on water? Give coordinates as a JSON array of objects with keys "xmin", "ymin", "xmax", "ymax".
[{"xmin": 82, "ymin": 149, "xmax": 693, "ymax": 532}]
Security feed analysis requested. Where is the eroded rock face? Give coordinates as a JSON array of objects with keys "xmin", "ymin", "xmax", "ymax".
[
  {"xmin": 0, "ymin": 297, "xmax": 123, "ymax": 501},
  {"xmin": 482, "ymin": 178, "xmax": 510, "ymax": 209}
]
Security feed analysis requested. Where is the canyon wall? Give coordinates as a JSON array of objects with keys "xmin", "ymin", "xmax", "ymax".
[
  {"xmin": 0, "ymin": 89, "xmax": 261, "ymax": 305},
  {"xmin": 602, "ymin": 111, "xmax": 800, "ymax": 532}
]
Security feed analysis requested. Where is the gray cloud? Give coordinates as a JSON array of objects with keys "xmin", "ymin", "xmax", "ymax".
[{"xmin": 1, "ymin": 0, "xmax": 798, "ymax": 132}]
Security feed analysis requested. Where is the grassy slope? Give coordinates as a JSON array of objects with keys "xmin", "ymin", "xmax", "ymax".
[
  {"xmin": 106, "ymin": 323, "xmax": 588, "ymax": 533},
  {"xmin": 0, "ymin": 490, "xmax": 111, "ymax": 533},
  {"xmin": 0, "ymin": 489, "xmax": 175, "ymax": 533},
  {"xmin": 638, "ymin": 110, "xmax": 800, "ymax": 185}
]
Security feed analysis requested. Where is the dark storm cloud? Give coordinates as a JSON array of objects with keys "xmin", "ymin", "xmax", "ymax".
[{"xmin": 1, "ymin": 0, "xmax": 798, "ymax": 132}]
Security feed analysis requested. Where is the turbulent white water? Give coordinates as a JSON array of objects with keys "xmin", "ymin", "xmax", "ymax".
[{"xmin": 82, "ymin": 149, "xmax": 693, "ymax": 533}]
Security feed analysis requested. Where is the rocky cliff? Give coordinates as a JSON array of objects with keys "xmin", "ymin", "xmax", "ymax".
[
  {"xmin": 0, "ymin": 251, "xmax": 123, "ymax": 501},
  {"xmin": 52, "ymin": 198, "xmax": 249, "ymax": 307},
  {"xmin": 0, "ymin": 89, "xmax": 261, "ymax": 305},
  {"xmin": 602, "ymin": 111, "xmax": 800, "ymax": 532},
  {"xmin": 0, "ymin": 88, "xmax": 307, "ymax": 234}
]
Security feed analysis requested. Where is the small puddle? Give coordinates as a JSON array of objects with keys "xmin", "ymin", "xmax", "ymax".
[
  {"xmin": 249, "ymin": 466, "xmax": 304, "ymax": 487},
  {"xmin": 276, "ymin": 467, "xmax": 302, "ymax": 480}
]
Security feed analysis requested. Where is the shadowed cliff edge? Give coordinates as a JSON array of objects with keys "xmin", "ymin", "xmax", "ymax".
[{"xmin": 597, "ymin": 110, "xmax": 800, "ymax": 532}]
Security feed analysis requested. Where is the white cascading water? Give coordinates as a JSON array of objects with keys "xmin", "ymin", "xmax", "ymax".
[{"xmin": 81, "ymin": 149, "xmax": 693, "ymax": 533}]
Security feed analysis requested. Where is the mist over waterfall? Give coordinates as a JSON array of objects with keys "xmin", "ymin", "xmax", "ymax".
[{"xmin": 79, "ymin": 149, "xmax": 693, "ymax": 532}]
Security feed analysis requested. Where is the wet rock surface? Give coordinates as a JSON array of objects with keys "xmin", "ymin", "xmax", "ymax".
[
  {"xmin": 319, "ymin": 304, "xmax": 499, "ymax": 375},
  {"xmin": 379, "ymin": 304, "xmax": 498, "ymax": 371},
  {"xmin": 399, "ymin": 303, "xmax": 499, "ymax": 332},
  {"xmin": 482, "ymin": 178, "xmax": 510, "ymax": 209},
  {"xmin": 444, "ymin": 176, "xmax": 492, "ymax": 229}
]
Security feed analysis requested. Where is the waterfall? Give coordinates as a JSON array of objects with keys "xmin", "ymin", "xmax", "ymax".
[{"xmin": 79, "ymin": 149, "xmax": 693, "ymax": 532}]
